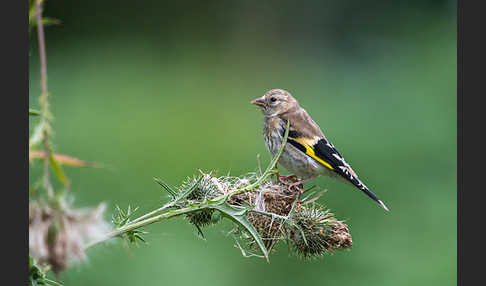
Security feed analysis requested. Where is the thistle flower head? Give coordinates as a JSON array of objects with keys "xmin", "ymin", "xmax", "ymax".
[
  {"xmin": 180, "ymin": 173, "xmax": 224, "ymax": 201},
  {"xmin": 288, "ymin": 205, "xmax": 352, "ymax": 259},
  {"xmin": 180, "ymin": 173, "xmax": 226, "ymax": 231}
]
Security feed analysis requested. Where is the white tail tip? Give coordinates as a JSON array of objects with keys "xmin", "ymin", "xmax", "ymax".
[{"xmin": 378, "ymin": 200, "xmax": 389, "ymax": 212}]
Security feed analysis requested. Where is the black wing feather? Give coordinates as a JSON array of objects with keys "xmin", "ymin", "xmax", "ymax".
[{"xmin": 283, "ymin": 125, "xmax": 388, "ymax": 210}]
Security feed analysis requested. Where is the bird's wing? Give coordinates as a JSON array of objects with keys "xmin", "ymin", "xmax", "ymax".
[
  {"xmin": 284, "ymin": 126, "xmax": 389, "ymax": 211},
  {"xmin": 279, "ymin": 111, "xmax": 351, "ymax": 174},
  {"xmin": 286, "ymin": 128, "xmax": 350, "ymax": 175}
]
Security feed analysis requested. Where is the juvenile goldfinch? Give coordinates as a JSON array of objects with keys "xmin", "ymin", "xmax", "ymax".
[{"xmin": 251, "ymin": 89, "xmax": 389, "ymax": 211}]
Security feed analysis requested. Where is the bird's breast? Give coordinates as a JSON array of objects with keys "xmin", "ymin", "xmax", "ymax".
[
  {"xmin": 262, "ymin": 116, "xmax": 324, "ymax": 178},
  {"xmin": 263, "ymin": 117, "xmax": 285, "ymax": 155}
]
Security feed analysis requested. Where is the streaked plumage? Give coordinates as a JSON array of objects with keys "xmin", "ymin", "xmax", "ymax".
[{"xmin": 251, "ymin": 89, "xmax": 389, "ymax": 211}]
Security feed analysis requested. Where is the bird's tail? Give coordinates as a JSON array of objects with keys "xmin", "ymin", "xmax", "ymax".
[
  {"xmin": 359, "ymin": 186, "xmax": 389, "ymax": 211},
  {"xmin": 338, "ymin": 174, "xmax": 389, "ymax": 211},
  {"xmin": 331, "ymin": 167, "xmax": 389, "ymax": 211}
]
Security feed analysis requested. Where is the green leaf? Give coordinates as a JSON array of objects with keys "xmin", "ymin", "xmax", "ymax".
[
  {"xmin": 115, "ymin": 205, "xmax": 124, "ymax": 217},
  {"xmin": 153, "ymin": 177, "xmax": 177, "ymax": 198},
  {"xmin": 134, "ymin": 234, "xmax": 146, "ymax": 243},
  {"xmin": 28, "ymin": 0, "xmax": 36, "ymax": 26},
  {"xmin": 29, "ymin": 17, "xmax": 61, "ymax": 29},
  {"xmin": 113, "ymin": 205, "xmax": 133, "ymax": 227},
  {"xmin": 211, "ymin": 202, "xmax": 269, "ymax": 261},
  {"xmin": 177, "ymin": 175, "xmax": 203, "ymax": 200},
  {"xmin": 44, "ymin": 278, "xmax": 64, "ymax": 286},
  {"xmin": 29, "ymin": 255, "xmax": 63, "ymax": 286},
  {"xmin": 193, "ymin": 223, "xmax": 206, "ymax": 239},
  {"xmin": 41, "ymin": 17, "xmax": 62, "ymax": 26},
  {"xmin": 48, "ymin": 152, "xmax": 69, "ymax": 186},
  {"xmin": 154, "ymin": 175, "xmax": 203, "ymax": 203},
  {"xmin": 29, "ymin": 109, "xmax": 41, "ymax": 116},
  {"xmin": 120, "ymin": 216, "xmax": 129, "ymax": 227}
]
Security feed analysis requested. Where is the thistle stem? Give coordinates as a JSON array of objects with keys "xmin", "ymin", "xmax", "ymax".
[
  {"xmin": 85, "ymin": 205, "xmax": 206, "ymax": 249},
  {"xmin": 129, "ymin": 202, "xmax": 174, "ymax": 224},
  {"xmin": 35, "ymin": 0, "xmax": 53, "ymax": 198}
]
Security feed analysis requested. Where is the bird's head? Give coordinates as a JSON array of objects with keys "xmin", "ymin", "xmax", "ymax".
[{"xmin": 251, "ymin": 89, "xmax": 298, "ymax": 117}]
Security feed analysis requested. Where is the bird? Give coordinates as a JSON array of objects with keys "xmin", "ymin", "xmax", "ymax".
[{"xmin": 251, "ymin": 89, "xmax": 389, "ymax": 211}]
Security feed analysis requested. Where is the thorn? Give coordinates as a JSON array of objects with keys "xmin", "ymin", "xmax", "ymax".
[
  {"xmin": 301, "ymin": 189, "xmax": 327, "ymax": 205},
  {"xmin": 301, "ymin": 185, "xmax": 316, "ymax": 194}
]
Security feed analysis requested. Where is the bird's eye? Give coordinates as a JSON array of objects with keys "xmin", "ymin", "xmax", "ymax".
[{"xmin": 270, "ymin": 97, "xmax": 277, "ymax": 102}]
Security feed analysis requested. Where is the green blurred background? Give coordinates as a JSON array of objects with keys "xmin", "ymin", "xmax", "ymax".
[{"xmin": 29, "ymin": 0, "xmax": 456, "ymax": 285}]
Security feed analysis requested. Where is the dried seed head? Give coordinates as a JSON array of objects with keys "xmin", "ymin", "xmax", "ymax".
[
  {"xmin": 226, "ymin": 174, "xmax": 351, "ymax": 258},
  {"xmin": 29, "ymin": 202, "xmax": 111, "ymax": 272},
  {"xmin": 229, "ymin": 180, "xmax": 296, "ymax": 250}
]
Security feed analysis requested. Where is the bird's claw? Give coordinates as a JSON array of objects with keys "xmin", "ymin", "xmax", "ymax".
[
  {"xmin": 285, "ymin": 180, "xmax": 305, "ymax": 193},
  {"xmin": 277, "ymin": 174, "xmax": 298, "ymax": 184},
  {"xmin": 273, "ymin": 173, "xmax": 306, "ymax": 193},
  {"xmin": 275, "ymin": 175, "xmax": 317, "ymax": 194}
]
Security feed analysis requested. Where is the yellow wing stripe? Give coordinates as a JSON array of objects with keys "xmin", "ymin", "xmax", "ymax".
[{"xmin": 303, "ymin": 145, "xmax": 334, "ymax": 170}]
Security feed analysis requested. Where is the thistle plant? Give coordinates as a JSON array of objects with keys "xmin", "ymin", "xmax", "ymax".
[{"xmin": 85, "ymin": 122, "xmax": 352, "ymax": 261}]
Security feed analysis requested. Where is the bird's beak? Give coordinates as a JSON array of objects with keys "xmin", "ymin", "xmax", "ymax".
[{"xmin": 251, "ymin": 96, "xmax": 265, "ymax": 107}]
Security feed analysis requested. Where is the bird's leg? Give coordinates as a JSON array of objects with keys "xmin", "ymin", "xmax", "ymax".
[
  {"xmin": 286, "ymin": 176, "xmax": 317, "ymax": 193},
  {"xmin": 273, "ymin": 163, "xmax": 298, "ymax": 183},
  {"xmin": 273, "ymin": 163, "xmax": 280, "ymax": 177},
  {"xmin": 277, "ymin": 174, "xmax": 298, "ymax": 184}
]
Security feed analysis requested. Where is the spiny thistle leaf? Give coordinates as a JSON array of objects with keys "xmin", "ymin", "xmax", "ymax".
[
  {"xmin": 210, "ymin": 201, "xmax": 269, "ymax": 261},
  {"xmin": 177, "ymin": 175, "xmax": 204, "ymax": 200},
  {"xmin": 154, "ymin": 175, "xmax": 204, "ymax": 204},
  {"xmin": 29, "ymin": 255, "xmax": 63, "ymax": 286},
  {"xmin": 112, "ymin": 205, "xmax": 139, "ymax": 227},
  {"xmin": 112, "ymin": 205, "xmax": 147, "ymax": 246},
  {"xmin": 153, "ymin": 177, "xmax": 177, "ymax": 198}
]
